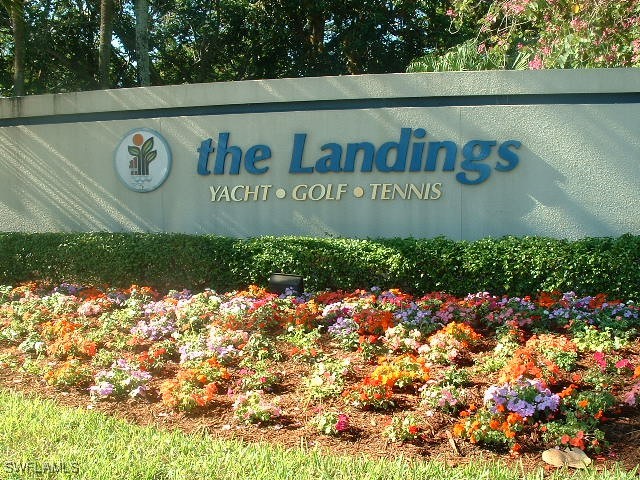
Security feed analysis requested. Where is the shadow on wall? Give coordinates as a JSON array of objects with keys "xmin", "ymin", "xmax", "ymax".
[
  {"xmin": 0, "ymin": 126, "xmax": 160, "ymax": 231},
  {"xmin": 457, "ymin": 102, "xmax": 638, "ymax": 240}
]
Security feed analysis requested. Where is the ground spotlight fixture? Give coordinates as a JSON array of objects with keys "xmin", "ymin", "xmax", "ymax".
[{"xmin": 268, "ymin": 273, "xmax": 304, "ymax": 295}]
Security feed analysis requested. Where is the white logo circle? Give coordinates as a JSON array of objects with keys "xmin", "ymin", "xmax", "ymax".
[{"xmin": 114, "ymin": 128, "xmax": 172, "ymax": 192}]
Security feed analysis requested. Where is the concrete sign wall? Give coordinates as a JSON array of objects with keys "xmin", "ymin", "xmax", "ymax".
[{"xmin": 0, "ymin": 69, "xmax": 639, "ymax": 239}]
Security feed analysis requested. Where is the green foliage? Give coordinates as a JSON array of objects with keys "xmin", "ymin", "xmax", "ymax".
[
  {"xmin": 423, "ymin": 0, "xmax": 640, "ymax": 72},
  {"xmin": 0, "ymin": 233, "xmax": 638, "ymax": 299},
  {"xmin": 408, "ymin": 39, "xmax": 528, "ymax": 72}
]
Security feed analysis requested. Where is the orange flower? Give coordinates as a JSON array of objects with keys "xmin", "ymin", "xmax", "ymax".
[
  {"xmin": 510, "ymin": 443, "xmax": 523, "ymax": 455},
  {"xmin": 204, "ymin": 382, "xmax": 218, "ymax": 396},
  {"xmin": 192, "ymin": 392, "xmax": 206, "ymax": 406},
  {"xmin": 489, "ymin": 419, "xmax": 501, "ymax": 430},
  {"xmin": 570, "ymin": 437, "xmax": 585, "ymax": 449},
  {"xmin": 177, "ymin": 368, "xmax": 196, "ymax": 381},
  {"xmin": 537, "ymin": 291, "xmax": 559, "ymax": 308},
  {"xmin": 634, "ymin": 366, "xmax": 640, "ymax": 379},
  {"xmin": 452, "ymin": 423, "xmax": 465, "ymax": 437},
  {"xmin": 152, "ymin": 348, "xmax": 167, "ymax": 358},
  {"xmin": 504, "ymin": 428, "xmax": 516, "ymax": 439},
  {"xmin": 559, "ymin": 384, "xmax": 576, "ymax": 398},
  {"xmin": 366, "ymin": 377, "xmax": 381, "ymax": 387},
  {"xmin": 507, "ymin": 412, "xmax": 523, "ymax": 425},
  {"xmin": 83, "ymin": 342, "xmax": 97, "ymax": 357},
  {"xmin": 588, "ymin": 293, "xmax": 608, "ymax": 309},
  {"xmin": 578, "ymin": 399, "xmax": 589, "ymax": 408}
]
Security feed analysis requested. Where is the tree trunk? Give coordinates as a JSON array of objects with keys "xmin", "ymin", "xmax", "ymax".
[
  {"xmin": 10, "ymin": 0, "xmax": 25, "ymax": 96},
  {"xmin": 135, "ymin": 0, "xmax": 150, "ymax": 86},
  {"xmin": 98, "ymin": 0, "xmax": 114, "ymax": 89},
  {"xmin": 302, "ymin": 0, "xmax": 325, "ymax": 74}
]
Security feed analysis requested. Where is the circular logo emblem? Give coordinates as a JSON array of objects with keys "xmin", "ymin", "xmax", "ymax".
[{"xmin": 114, "ymin": 128, "xmax": 172, "ymax": 192}]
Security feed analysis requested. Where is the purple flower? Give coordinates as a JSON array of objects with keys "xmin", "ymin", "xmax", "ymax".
[
  {"xmin": 507, "ymin": 398, "xmax": 535, "ymax": 417},
  {"xmin": 116, "ymin": 358, "xmax": 129, "ymax": 369},
  {"xmin": 89, "ymin": 381, "xmax": 114, "ymax": 397},
  {"xmin": 484, "ymin": 378, "xmax": 559, "ymax": 419},
  {"xmin": 437, "ymin": 389, "xmax": 457, "ymax": 408},
  {"xmin": 131, "ymin": 315, "xmax": 177, "ymax": 340},
  {"xmin": 178, "ymin": 342, "xmax": 209, "ymax": 363},
  {"xmin": 327, "ymin": 316, "xmax": 357, "ymax": 336},
  {"xmin": 535, "ymin": 393, "xmax": 560, "ymax": 412},
  {"xmin": 130, "ymin": 370, "xmax": 152, "ymax": 381}
]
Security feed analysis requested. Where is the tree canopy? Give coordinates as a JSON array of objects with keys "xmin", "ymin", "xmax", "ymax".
[
  {"xmin": 0, "ymin": 0, "xmax": 458, "ymax": 96},
  {"xmin": 1, "ymin": 0, "xmax": 638, "ymax": 96}
]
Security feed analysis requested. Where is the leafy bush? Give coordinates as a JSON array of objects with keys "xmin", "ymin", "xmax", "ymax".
[{"xmin": 0, "ymin": 233, "xmax": 638, "ymax": 299}]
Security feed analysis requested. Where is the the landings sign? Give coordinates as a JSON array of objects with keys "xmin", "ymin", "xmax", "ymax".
[
  {"xmin": 117, "ymin": 127, "xmax": 521, "ymax": 199},
  {"xmin": 195, "ymin": 127, "xmax": 521, "ymax": 203}
]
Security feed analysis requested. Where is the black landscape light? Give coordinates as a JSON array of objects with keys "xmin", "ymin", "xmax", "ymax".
[{"xmin": 268, "ymin": 273, "xmax": 304, "ymax": 295}]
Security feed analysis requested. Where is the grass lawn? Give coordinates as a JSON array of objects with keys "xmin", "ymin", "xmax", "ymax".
[{"xmin": 0, "ymin": 389, "xmax": 637, "ymax": 480}]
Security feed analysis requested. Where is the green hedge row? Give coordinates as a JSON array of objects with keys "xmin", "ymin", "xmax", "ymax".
[{"xmin": 0, "ymin": 233, "xmax": 638, "ymax": 299}]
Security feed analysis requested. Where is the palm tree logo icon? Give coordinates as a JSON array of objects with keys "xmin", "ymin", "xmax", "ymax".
[
  {"xmin": 128, "ymin": 133, "xmax": 157, "ymax": 176},
  {"xmin": 115, "ymin": 128, "xmax": 172, "ymax": 192}
]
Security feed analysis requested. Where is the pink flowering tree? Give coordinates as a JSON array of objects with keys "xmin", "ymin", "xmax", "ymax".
[{"xmin": 410, "ymin": 0, "xmax": 640, "ymax": 71}]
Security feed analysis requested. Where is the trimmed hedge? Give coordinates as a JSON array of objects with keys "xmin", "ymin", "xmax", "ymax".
[{"xmin": 0, "ymin": 233, "xmax": 638, "ymax": 299}]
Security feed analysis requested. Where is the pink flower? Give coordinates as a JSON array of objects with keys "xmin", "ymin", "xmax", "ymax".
[
  {"xmin": 335, "ymin": 414, "xmax": 350, "ymax": 432},
  {"xmin": 623, "ymin": 383, "xmax": 640, "ymax": 406},
  {"xmin": 594, "ymin": 352, "xmax": 607, "ymax": 371},
  {"xmin": 446, "ymin": 9, "xmax": 457, "ymax": 17},
  {"xmin": 615, "ymin": 358, "xmax": 632, "ymax": 370},
  {"xmin": 528, "ymin": 56, "xmax": 543, "ymax": 70},
  {"xmin": 570, "ymin": 19, "xmax": 587, "ymax": 31}
]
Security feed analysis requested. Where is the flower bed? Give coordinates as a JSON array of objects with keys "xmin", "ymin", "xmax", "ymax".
[{"xmin": 0, "ymin": 283, "xmax": 639, "ymax": 462}]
